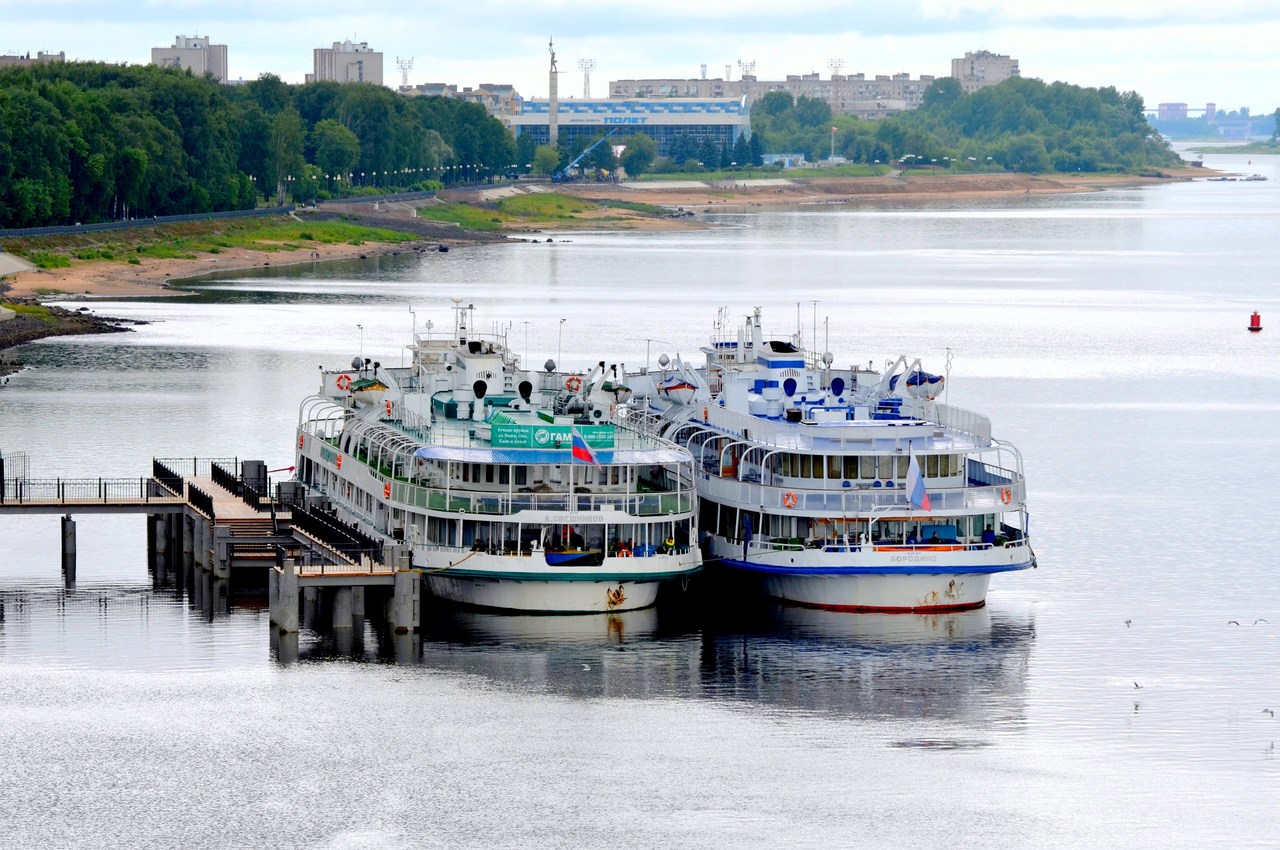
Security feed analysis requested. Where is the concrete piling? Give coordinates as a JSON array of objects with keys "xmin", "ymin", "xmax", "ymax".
[
  {"xmin": 392, "ymin": 568, "xmax": 419, "ymax": 634},
  {"xmin": 333, "ymin": 587, "xmax": 354, "ymax": 630},
  {"xmin": 61, "ymin": 514, "xmax": 76, "ymax": 586},
  {"xmin": 273, "ymin": 560, "xmax": 300, "ymax": 633}
]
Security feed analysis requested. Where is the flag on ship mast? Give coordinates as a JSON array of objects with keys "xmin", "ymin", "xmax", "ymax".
[
  {"xmin": 570, "ymin": 427, "xmax": 601, "ymax": 466},
  {"xmin": 906, "ymin": 446, "xmax": 931, "ymax": 511}
]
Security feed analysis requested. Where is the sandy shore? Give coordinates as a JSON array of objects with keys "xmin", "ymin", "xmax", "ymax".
[
  {"xmin": 2, "ymin": 239, "xmax": 434, "ymax": 300},
  {"xmin": 564, "ymin": 170, "xmax": 1202, "ymax": 211}
]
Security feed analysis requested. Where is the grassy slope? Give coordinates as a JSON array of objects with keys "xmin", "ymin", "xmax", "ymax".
[{"xmin": 2, "ymin": 217, "xmax": 415, "ymax": 268}]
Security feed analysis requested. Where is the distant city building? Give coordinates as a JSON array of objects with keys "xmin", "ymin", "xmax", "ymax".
[
  {"xmin": 1205, "ymin": 102, "xmax": 1217, "ymax": 123},
  {"xmin": 609, "ymin": 71, "xmax": 934, "ymax": 119},
  {"xmin": 400, "ymin": 83, "xmax": 459, "ymax": 98},
  {"xmin": 397, "ymin": 82, "xmax": 523, "ymax": 128},
  {"xmin": 0, "ymin": 50, "xmax": 66, "ymax": 69},
  {"xmin": 510, "ymin": 97, "xmax": 749, "ymax": 156},
  {"xmin": 1158, "ymin": 103, "xmax": 1189, "ymax": 121},
  {"xmin": 309, "ymin": 40, "xmax": 383, "ymax": 85},
  {"xmin": 950, "ymin": 51, "xmax": 1019, "ymax": 93},
  {"xmin": 150, "ymin": 35, "xmax": 228, "ymax": 83}
]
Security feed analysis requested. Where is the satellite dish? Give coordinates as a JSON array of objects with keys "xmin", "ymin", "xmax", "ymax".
[
  {"xmin": 350, "ymin": 357, "xmax": 362, "ymax": 370},
  {"xmin": 658, "ymin": 353, "xmax": 670, "ymax": 368}
]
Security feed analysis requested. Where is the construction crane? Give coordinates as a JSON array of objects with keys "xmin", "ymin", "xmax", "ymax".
[{"xmin": 553, "ymin": 129, "xmax": 618, "ymax": 183}]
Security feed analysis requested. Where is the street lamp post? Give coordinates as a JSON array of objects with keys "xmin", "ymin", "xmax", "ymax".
[
  {"xmin": 557, "ymin": 318, "xmax": 566, "ymax": 369},
  {"xmin": 357, "ymin": 324, "xmax": 364, "ymax": 363}
]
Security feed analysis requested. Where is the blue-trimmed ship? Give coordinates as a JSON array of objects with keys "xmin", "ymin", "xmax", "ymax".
[
  {"xmin": 295, "ymin": 304, "xmax": 700, "ymax": 613},
  {"xmin": 626, "ymin": 307, "xmax": 1034, "ymax": 612}
]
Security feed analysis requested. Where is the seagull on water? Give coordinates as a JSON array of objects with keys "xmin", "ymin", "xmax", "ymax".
[
  {"xmin": 1228, "ymin": 620, "xmax": 1241, "ymax": 625},
  {"xmin": 1134, "ymin": 681, "xmax": 1143, "ymax": 689},
  {"xmin": 1255, "ymin": 619, "xmax": 1271, "ymax": 625},
  {"xmin": 1125, "ymin": 619, "xmax": 1132, "ymax": 627},
  {"xmin": 1264, "ymin": 709, "xmax": 1275, "ymax": 717}
]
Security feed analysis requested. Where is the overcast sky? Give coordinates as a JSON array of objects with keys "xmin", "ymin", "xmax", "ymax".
[{"xmin": 3, "ymin": 1, "xmax": 1277, "ymax": 114}]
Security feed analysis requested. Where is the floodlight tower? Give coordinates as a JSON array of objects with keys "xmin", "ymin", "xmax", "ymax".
[
  {"xmin": 578, "ymin": 58, "xmax": 596, "ymax": 98},
  {"xmin": 828, "ymin": 58, "xmax": 845, "ymax": 79},
  {"xmin": 396, "ymin": 56, "xmax": 414, "ymax": 88},
  {"xmin": 737, "ymin": 59, "xmax": 756, "ymax": 80},
  {"xmin": 700, "ymin": 63, "xmax": 707, "ymax": 80}
]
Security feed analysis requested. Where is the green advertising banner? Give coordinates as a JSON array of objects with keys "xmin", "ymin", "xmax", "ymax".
[{"xmin": 489, "ymin": 424, "xmax": 615, "ymax": 449}]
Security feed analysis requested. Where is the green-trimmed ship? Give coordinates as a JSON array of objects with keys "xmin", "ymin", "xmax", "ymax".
[{"xmin": 294, "ymin": 303, "xmax": 701, "ymax": 613}]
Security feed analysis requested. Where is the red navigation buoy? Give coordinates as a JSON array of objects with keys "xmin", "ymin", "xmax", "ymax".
[{"xmin": 1248, "ymin": 311, "xmax": 1263, "ymax": 332}]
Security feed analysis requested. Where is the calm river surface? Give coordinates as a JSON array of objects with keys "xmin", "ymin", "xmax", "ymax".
[{"xmin": 3, "ymin": 151, "xmax": 1279, "ymax": 848}]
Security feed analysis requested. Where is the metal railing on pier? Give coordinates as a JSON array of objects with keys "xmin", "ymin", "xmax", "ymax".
[{"xmin": 0, "ymin": 477, "xmax": 179, "ymax": 506}]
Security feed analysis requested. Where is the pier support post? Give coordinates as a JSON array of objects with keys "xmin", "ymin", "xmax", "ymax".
[
  {"xmin": 392, "ymin": 567, "xmax": 419, "ymax": 634},
  {"xmin": 61, "ymin": 514, "xmax": 77, "ymax": 586},
  {"xmin": 154, "ymin": 513, "xmax": 168, "ymax": 561},
  {"xmin": 333, "ymin": 587, "xmax": 354, "ymax": 630},
  {"xmin": 302, "ymin": 585, "xmax": 319, "ymax": 629},
  {"xmin": 212, "ymin": 526, "xmax": 231, "ymax": 580},
  {"xmin": 272, "ymin": 560, "xmax": 300, "ymax": 633},
  {"xmin": 181, "ymin": 512, "xmax": 194, "ymax": 569},
  {"xmin": 352, "ymin": 586, "xmax": 365, "ymax": 621}
]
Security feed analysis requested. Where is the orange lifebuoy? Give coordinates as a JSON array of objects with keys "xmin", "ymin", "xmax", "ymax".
[
  {"xmin": 336, "ymin": 374, "xmax": 352, "ymax": 391},
  {"xmin": 617, "ymin": 547, "xmax": 632, "ymax": 557},
  {"xmin": 782, "ymin": 491, "xmax": 798, "ymax": 509},
  {"xmin": 565, "ymin": 375, "xmax": 582, "ymax": 393},
  {"xmin": 335, "ymin": 454, "xmax": 343, "ymax": 469},
  {"xmin": 298, "ymin": 434, "xmax": 305, "ymax": 449},
  {"xmin": 1000, "ymin": 488, "xmax": 1012, "ymax": 505},
  {"xmin": 384, "ymin": 482, "xmax": 392, "ymax": 499}
]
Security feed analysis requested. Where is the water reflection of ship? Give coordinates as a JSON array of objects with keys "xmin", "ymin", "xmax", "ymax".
[
  {"xmin": 403, "ymin": 602, "xmax": 1034, "ymax": 721},
  {"xmin": 698, "ymin": 605, "xmax": 1035, "ymax": 721}
]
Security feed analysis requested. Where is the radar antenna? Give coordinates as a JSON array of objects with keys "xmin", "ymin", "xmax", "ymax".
[
  {"xmin": 577, "ymin": 58, "xmax": 596, "ymax": 98},
  {"xmin": 828, "ymin": 58, "xmax": 844, "ymax": 78},
  {"xmin": 395, "ymin": 56, "xmax": 414, "ymax": 88}
]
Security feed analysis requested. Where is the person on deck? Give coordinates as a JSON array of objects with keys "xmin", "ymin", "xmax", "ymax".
[{"xmin": 981, "ymin": 525, "xmax": 996, "ymax": 545}]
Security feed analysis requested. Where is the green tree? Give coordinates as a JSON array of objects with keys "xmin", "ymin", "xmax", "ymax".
[
  {"xmin": 268, "ymin": 108, "xmax": 306, "ymax": 203},
  {"xmin": 732, "ymin": 133, "xmax": 751, "ymax": 167},
  {"xmin": 532, "ymin": 145, "xmax": 560, "ymax": 175},
  {"xmin": 620, "ymin": 132, "xmax": 657, "ymax": 176},
  {"xmin": 310, "ymin": 119, "xmax": 360, "ymax": 185}
]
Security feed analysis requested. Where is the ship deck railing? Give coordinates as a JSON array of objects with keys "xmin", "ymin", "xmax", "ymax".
[
  {"xmin": 712, "ymin": 477, "xmax": 1026, "ymax": 515},
  {"xmin": 386, "ymin": 481, "xmax": 695, "ymax": 518}
]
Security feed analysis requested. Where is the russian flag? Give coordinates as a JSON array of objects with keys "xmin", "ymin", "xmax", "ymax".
[
  {"xmin": 906, "ymin": 448, "xmax": 931, "ymax": 511},
  {"xmin": 570, "ymin": 427, "xmax": 601, "ymax": 466}
]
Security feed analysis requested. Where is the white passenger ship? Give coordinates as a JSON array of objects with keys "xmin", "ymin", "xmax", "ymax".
[
  {"xmin": 294, "ymin": 304, "xmax": 701, "ymax": 613},
  {"xmin": 627, "ymin": 307, "xmax": 1034, "ymax": 612}
]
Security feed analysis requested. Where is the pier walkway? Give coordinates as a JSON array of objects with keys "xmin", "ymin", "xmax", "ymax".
[{"xmin": 1, "ymin": 451, "xmax": 419, "ymax": 636}]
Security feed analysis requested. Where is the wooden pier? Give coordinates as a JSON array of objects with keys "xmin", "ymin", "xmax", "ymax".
[{"xmin": 0, "ymin": 453, "xmax": 420, "ymax": 637}]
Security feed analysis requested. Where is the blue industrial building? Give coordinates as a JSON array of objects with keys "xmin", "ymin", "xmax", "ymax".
[{"xmin": 510, "ymin": 98, "xmax": 750, "ymax": 155}]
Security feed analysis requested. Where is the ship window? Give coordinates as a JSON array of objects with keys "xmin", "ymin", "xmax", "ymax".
[
  {"xmin": 827, "ymin": 456, "xmax": 841, "ymax": 479},
  {"xmin": 896, "ymin": 456, "xmax": 908, "ymax": 478},
  {"xmin": 485, "ymin": 465, "xmax": 495, "ymax": 483},
  {"xmin": 926, "ymin": 455, "xmax": 939, "ymax": 478},
  {"xmin": 514, "ymin": 467, "xmax": 527, "ymax": 486},
  {"xmin": 860, "ymin": 456, "xmax": 875, "ymax": 479},
  {"xmin": 799, "ymin": 454, "xmax": 812, "ymax": 478},
  {"xmin": 499, "ymin": 466, "xmax": 510, "ymax": 485},
  {"xmin": 844, "ymin": 456, "xmax": 859, "ymax": 479}
]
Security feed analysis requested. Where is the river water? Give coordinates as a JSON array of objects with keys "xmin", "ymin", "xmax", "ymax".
[{"xmin": 2, "ymin": 151, "xmax": 1278, "ymax": 848}]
